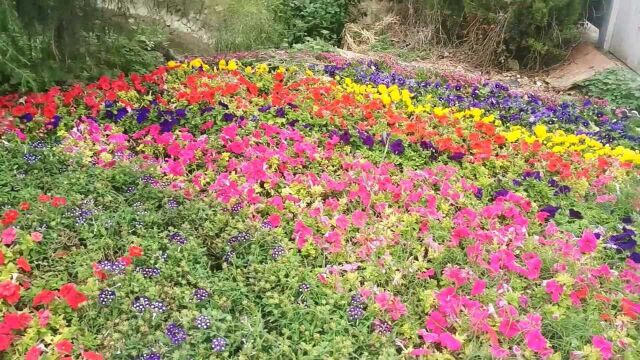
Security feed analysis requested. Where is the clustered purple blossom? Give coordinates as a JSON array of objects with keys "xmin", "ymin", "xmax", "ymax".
[
  {"xmin": 98, "ymin": 289, "xmax": 116, "ymax": 306},
  {"xmin": 168, "ymin": 232, "xmax": 188, "ymax": 246},
  {"xmin": 194, "ymin": 315, "xmax": 211, "ymax": 329},
  {"xmin": 165, "ymin": 323, "xmax": 187, "ymax": 346},
  {"xmin": 136, "ymin": 267, "xmax": 161, "ymax": 278},
  {"xmin": 193, "ymin": 288, "xmax": 209, "ymax": 302},
  {"xmin": 211, "ymin": 337, "xmax": 227, "ymax": 352},
  {"xmin": 271, "ymin": 245, "xmax": 286, "ymax": 260},
  {"xmin": 97, "ymin": 259, "xmax": 127, "ymax": 275}
]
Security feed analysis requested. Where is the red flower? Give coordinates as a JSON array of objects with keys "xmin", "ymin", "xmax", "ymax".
[
  {"xmin": 51, "ymin": 197, "xmax": 67, "ymax": 208},
  {"xmin": 3, "ymin": 312, "xmax": 32, "ymax": 330},
  {"xmin": 1, "ymin": 209, "xmax": 19, "ymax": 227},
  {"xmin": 55, "ymin": 340, "xmax": 73, "ymax": 354},
  {"xmin": 58, "ymin": 283, "xmax": 87, "ymax": 310},
  {"xmin": 621, "ymin": 298, "xmax": 639, "ymax": 320},
  {"xmin": 38, "ymin": 194, "xmax": 50, "ymax": 203},
  {"xmin": 0, "ymin": 250, "xmax": 4, "ymax": 266},
  {"xmin": 25, "ymin": 345, "xmax": 42, "ymax": 360},
  {"xmin": 16, "ymin": 257, "xmax": 31, "ymax": 272},
  {"xmin": 32, "ymin": 290, "xmax": 57, "ymax": 307},
  {"xmin": 128, "ymin": 246, "xmax": 143, "ymax": 257},
  {"xmin": 0, "ymin": 334, "xmax": 14, "ymax": 351},
  {"xmin": 82, "ymin": 351, "xmax": 104, "ymax": 360},
  {"xmin": 19, "ymin": 202, "xmax": 30, "ymax": 211},
  {"xmin": 0, "ymin": 280, "xmax": 21, "ymax": 305}
]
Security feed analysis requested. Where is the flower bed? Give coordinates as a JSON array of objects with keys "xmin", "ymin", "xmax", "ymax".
[{"xmin": 0, "ymin": 56, "xmax": 639, "ymax": 359}]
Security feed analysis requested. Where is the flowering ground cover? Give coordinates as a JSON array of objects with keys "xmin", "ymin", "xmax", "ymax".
[{"xmin": 1, "ymin": 54, "xmax": 639, "ymax": 359}]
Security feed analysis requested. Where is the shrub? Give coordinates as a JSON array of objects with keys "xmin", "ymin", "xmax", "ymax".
[
  {"xmin": 0, "ymin": 0, "xmax": 167, "ymax": 94},
  {"xmin": 409, "ymin": 0, "xmax": 587, "ymax": 69},
  {"xmin": 272, "ymin": 0, "xmax": 360, "ymax": 46}
]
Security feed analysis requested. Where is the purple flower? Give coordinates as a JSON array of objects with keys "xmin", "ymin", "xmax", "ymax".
[
  {"xmin": 258, "ymin": 105, "xmax": 272, "ymax": 113},
  {"xmin": 195, "ymin": 315, "xmax": 211, "ymax": 329},
  {"xmin": 474, "ymin": 188, "xmax": 484, "ymax": 200},
  {"xmin": 449, "ymin": 152, "xmax": 465, "ymax": 161},
  {"xmin": 193, "ymin": 288, "xmax": 209, "ymax": 302},
  {"xmin": 275, "ymin": 107, "xmax": 286, "ymax": 118},
  {"xmin": 347, "ymin": 306, "xmax": 365, "ymax": 321},
  {"xmin": 222, "ymin": 113, "xmax": 235, "ymax": 122},
  {"xmin": 568, "ymin": 209, "xmax": 583, "ymax": 220},
  {"xmin": 630, "ymin": 252, "xmax": 640, "ymax": 264},
  {"xmin": 271, "ymin": 245, "xmax": 286, "ymax": 260},
  {"xmin": 372, "ymin": 319, "xmax": 392, "ymax": 334},
  {"xmin": 493, "ymin": 189, "xmax": 509, "ymax": 200},
  {"xmin": 98, "ymin": 289, "xmax": 116, "ymax": 306},
  {"xmin": 539, "ymin": 205, "xmax": 559, "ymax": 218},
  {"xmin": 165, "ymin": 323, "xmax": 187, "ymax": 346},
  {"xmin": 554, "ymin": 185, "xmax": 571, "ymax": 196},
  {"xmin": 358, "ymin": 131, "xmax": 375, "ymax": 149},
  {"xmin": 339, "ymin": 130, "xmax": 351, "ymax": 144},
  {"xmin": 522, "ymin": 171, "xmax": 542, "ymax": 181},
  {"xmin": 136, "ymin": 108, "xmax": 150, "ymax": 124},
  {"xmin": 389, "ymin": 139, "xmax": 405, "ymax": 155},
  {"xmin": 211, "ymin": 337, "xmax": 227, "ymax": 352},
  {"xmin": 132, "ymin": 296, "xmax": 151, "ymax": 313}
]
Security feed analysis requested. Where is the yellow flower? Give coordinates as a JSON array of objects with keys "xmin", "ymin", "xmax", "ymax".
[
  {"xmin": 189, "ymin": 58, "xmax": 204, "ymax": 69},
  {"xmin": 227, "ymin": 59, "xmax": 238, "ymax": 71},
  {"xmin": 244, "ymin": 66, "xmax": 254, "ymax": 74},
  {"xmin": 218, "ymin": 59, "xmax": 227, "ymax": 70},
  {"xmin": 533, "ymin": 124, "xmax": 548, "ymax": 139}
]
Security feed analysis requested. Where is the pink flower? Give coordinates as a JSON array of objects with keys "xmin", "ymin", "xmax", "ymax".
[
  {"xmin": 595, "ymin": 194, "xmax": 616, "ymax": 203},
  {"xmin": 1, "ymin": 227, "xmax": 17, "ymax": 245},
  {"xmin": 387, "ymin": 297, "xmax": 407, "ymax": 320},
  {"xmin": 577, "ymin": 230, "xmax": 597, "ymax": 254},
  {"xmin": 107, "ymin": 133, "xmax": 127, "ymax": 144},
  {"xmin": 544, "ymin": 280, "xmax": 563, "ymax": 303},
  {"xmin": 470, "ymin": 280, "xmax": 486, "ymax": 296},
  {"xmin": 267, "ymin": 214, "xmax": 281, "ymax": 227},
  {"xmin": 37, "ymin": 309, "xmax": 51, "ymax": 327},
  {"xmin": 498, "ymin": 318, "xmax": 520, "ymax": 338},
  {"xmin": 351, "ymin": 210, "xmax": 367, "ymax": 227},
  {"xmin": 375, "ymin": 292, "xmax": 391, "ymax": 309},
  {"xmin": 439, "ymin": 332, "xmax": 461, "ymax": 351},
  {"xmin": 592, "ymin": 336, "xmax": 613, "ymax": 360},
  {"xmin": 417, "ymin": 269, "xmax": 435, "ymax": 280},
  {"xmin": 31, "ymin": 232, "xmax": 43, "ymax": 242},
  {"xmin": 524, "ymin": 330, "xmax": 552, "ymax": 357},
  {"xmin": 417, "ymin": 329, "xmax": 439, "ymax": 343},
  {"xmin": 409, "ymin": 348, "xmax": 430, "ymax": 357},
  {"xmin": 490, "ymin": 345, "xmax": 510, "ymax": 359},
  {"xmin": 335, "ymin": 214, "xmax": 349, "ymax": 229}
]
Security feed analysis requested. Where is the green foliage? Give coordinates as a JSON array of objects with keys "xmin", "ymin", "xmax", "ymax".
[
  {"xmin": 0, "ymin": 0, "xmax": 167, "ymax": 94},
  {"xmin": 272, "ymin": 0, "xmax": 359, "ymax": 46},
  {"xmin": 578, "ymin": 69, "xmax": 640, "ymax": 112}
]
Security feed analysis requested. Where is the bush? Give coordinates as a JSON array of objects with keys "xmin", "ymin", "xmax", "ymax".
[
  {"xmin": 0, "ymin": 0, "xmax": 167, "ymax": 94},
  {"xmin": 272, "ymin": 0, "xmax": 359, "ymax": 46},
  {"xmin": 411, "ymin": 0, "xmax": 587, "ymax": 69}
]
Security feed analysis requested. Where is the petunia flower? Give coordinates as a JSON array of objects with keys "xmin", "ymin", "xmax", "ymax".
[
  {"xmin": 592, "ymin": 336, "xmax": 613, "ymax": 360},
  {"xmin": 1, "ymin": 227, "xmax": 17, "ymax": 245},
  {"xmin": 577, "ymin": 230, "xmax": 597, "ymax": 254},
  {"xmin": 58, "ymin": 283, "xmax": 88, "ymax": 310}
]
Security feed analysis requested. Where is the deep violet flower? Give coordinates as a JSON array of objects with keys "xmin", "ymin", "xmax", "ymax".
[
  {"xmin": 359, "ymin": 131, "xmax": 375, "ymax": 149},
  {"xmin": 389, "ymin": 139, "xmax": 405, "ymax": 155},
  {"xmin": 540, "ymin": 205, "xmax": 559, "ymax": 218}
]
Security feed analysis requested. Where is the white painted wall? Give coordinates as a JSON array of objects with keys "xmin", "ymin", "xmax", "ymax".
[{"xmin": 600, "ymin": 0, "xmax": 640, "ymax": 73}]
